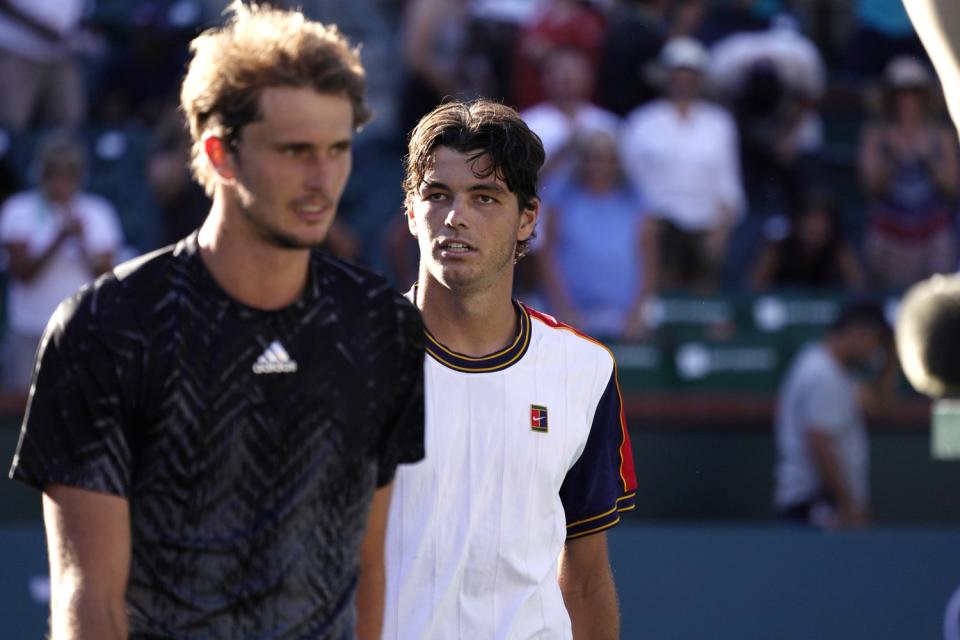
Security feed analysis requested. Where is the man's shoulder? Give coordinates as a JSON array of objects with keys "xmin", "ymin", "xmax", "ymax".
[
  {"xmin": 1, "ymin": 190, "xmax": 41, "ymax": 213},
  {"xmin": 0, "ymin": 191, "xmax": 42, "ymax": 229},
  {"xmin": 524, "ymin": 304, "xmax": 616, "ymax": 371},
  {"xmin": 58, "ymin": 243, "xmax": 179, "ymax": 325},
  {"xmin": 314, "ymin": 253, "xmax": 420, "ymax": 321},
  {"xmin": 789, "ymin": 344, "xmax": 844, "ymax": 390},
  {"xmin": 694, "ymin": 100, "xmax": 736, "ymax": 128},
  {"xmin": 625, "ymin": 99, "xmax": 670, "ymax": 125}
]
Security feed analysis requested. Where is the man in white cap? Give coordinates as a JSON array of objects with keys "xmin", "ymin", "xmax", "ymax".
[{"xmin": 620, "ymin": 36, "xmax": 745, "ymax": 291}]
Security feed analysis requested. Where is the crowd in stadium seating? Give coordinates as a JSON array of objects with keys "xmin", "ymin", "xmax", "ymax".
[{"xmin": 0, "ymin": 0, "xmax": 956, "ymax": 389}]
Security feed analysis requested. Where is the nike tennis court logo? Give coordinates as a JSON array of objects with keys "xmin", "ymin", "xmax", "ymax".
[{"xmin": 252, "ymin": 340, "xmax": 299, "ymax": 374}]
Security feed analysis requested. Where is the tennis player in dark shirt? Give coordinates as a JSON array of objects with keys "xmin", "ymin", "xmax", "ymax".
[{"xmin": 8, "ymin": 3, "xmax": 425, "ymax": 638}]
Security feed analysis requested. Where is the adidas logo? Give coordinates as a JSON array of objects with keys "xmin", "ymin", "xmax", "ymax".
[{"xmin": 252, "ymin": 340, "xmax": 299, "ymax": 374}]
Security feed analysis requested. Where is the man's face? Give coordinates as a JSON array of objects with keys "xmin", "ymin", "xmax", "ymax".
[
  {"xmin": 407, "ymin": 146, "xmax": 537, "ymax": 294},
  {"xmin": 223, "ymin": 86, "xmax": 353, "ymax": 249},
  {"xmin": 42, "ymin": 165, "xmax": 81, "ymax": 204},
  {"xmin": 668, "ymin": 68, "xmax": 702, "ymax": 102},
  {"xmin": 848, "ymin": 325, "xmax": 888, "ymax": 368}
]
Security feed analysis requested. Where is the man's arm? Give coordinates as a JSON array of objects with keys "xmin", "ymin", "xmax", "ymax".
[
  {"xmin": 43, "ymin": 485, "xmax": 130, "ymax": 640},
  {"xmin": 3, "ymin": 222, "xmax": 77, "ymax": 282},
  {"xmin": 356, "ymin": 482, "xmax": 393, "ymax": 640},
  {"xmin": 903, "ymin": 0, "xmax": 960, "ymax": 137},
  {"xmin": 558, "ymin": 532, "xmax": 619, "ymax": 640},
  {"xmin": 807, "ymin": 429, "xmax": 867, "ymax": 529},
  {"xmin": 857, "ymin": 343, "xmax": 899, "ymax": 419}
]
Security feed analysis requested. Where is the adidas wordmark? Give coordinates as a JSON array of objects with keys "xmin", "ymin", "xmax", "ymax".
[{"xmin": 252, "ymin": 340, "xmax": 299, "ymax": 374}]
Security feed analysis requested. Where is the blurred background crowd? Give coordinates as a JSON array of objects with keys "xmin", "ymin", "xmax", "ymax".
[{"xmin": 1, "ymin": 0, "xmax": 956, "ymax": 374}]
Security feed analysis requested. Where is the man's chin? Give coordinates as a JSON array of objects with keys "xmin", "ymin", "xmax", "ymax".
[{"xmin": 261, "ymin": 228, "xmax": 329, "ymax": 251}]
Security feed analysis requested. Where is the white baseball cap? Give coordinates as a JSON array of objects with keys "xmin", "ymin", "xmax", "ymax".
[
  {"xmin": 660, "ymin": 37, "xmax": 710, "ymax": 73},
  {"xmin": 884, "ymin": 56, "xmax": 934, "ymax": 90}
]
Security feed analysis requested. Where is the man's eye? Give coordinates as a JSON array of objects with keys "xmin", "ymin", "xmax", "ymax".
[
  {"xmin": 477, "ymin": 195, "xmax": 497, "ymax": 204},
  {"xmin": 426, "ymin": 193, "xmax": 447, "ymax": 202}
]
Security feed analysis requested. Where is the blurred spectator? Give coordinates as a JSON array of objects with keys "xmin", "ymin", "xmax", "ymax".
[
  {"xmin": 773, "ymin": 302, "xmax": 897, "ymax": 529},
  {"xmin": 520, "ymin": 47, "xmax": 620, "ymax": 176},
  {"xmin": 788, "ymin": 0, "xmax": 853, "ymax": 65},
  {"xmin": 0, "ymin": 132, "xmax": 122, "ymax": 392},
  {"xmin": 397, "ymin": 0, "xmax": 489, "ymax": 136},
  {"xmin": 620, "ymin": 37, "xmax": 745, "ymax": 291},
  {"xmin": 748, "ymin": 191, "xmax": 865, "ymax": 291},
  {"xmin": 510, "ymin": 0, "xmax": 606, "ymax": 110},
  {"xmin": 90, "ymin": 0, "xmax": 213, "ymax": 128},
  {"xmin": 711, "ymin": 14, "xmax": 825, "ymax": 217},
  {"xmin": 275, "ymin": 0, "xmax": 404, "ymax": 140},
  {"xmin": 596, "ymin": 0, "xmax": 669, "ymax": 117},
  {"xmin": 147, "ymin": 110, "xmax": 209, "ymax": 246},
  {"xmin": 694, "ymin": 0, "xmax": 771, "ymax": 47},
  {"xmin": 858, "ymin": 56, "xmax": 958, "ymax": 290},
  {"xmin": 537, "ymin": 129, "xmax": 657, "ymax": 340},
  {"xmin": 465, "ymin": 0, "xmax": 541, "ymax": 108},
  {"xmin": 845, "ymin": 0, "xmax": 927, "ymax": 78},
  {"xmin": 0, "ymin": 0, "xmax": 87, "ymax": 131}
]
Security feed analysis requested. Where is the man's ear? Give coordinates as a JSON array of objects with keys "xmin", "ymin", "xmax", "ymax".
[
  {"xmin": 203, "ymin": 133, "xmax": 236, "ymax": 182},
  {"xmin": 518, "ymin": 198, "xmax": 540, "ymax": 242},
  {"xmin": 406, "ymin": 207, "xmax": 418, "ymax": 238}
]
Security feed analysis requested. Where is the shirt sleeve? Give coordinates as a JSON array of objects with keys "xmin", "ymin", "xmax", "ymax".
[
  {"xmin": 8, "ymin": 290, "xmax": 136, "ymax": 497},
  {"xmin": 716, "ymin": 111, "xmax": 746, "ymax": 222},
  {"xmin": 0, "ymin": 195, "xmax": 33, "ymax": 243},
  {"xmin": 805, "ymin": 375, "xmax": 851, "ymax": 436},
  {"xmin": 560, "ymin": 363, "xmax": 638, "ymax": 539},
  {"xmin": 374, "ymin": 294, "xmax": 426, "ymax": 487}
]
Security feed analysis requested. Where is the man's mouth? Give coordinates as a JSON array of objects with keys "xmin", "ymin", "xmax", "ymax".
[
  {"xmin": 439, "ymin": 239, "xmax": 476, "ymax": 254},
  {"xmin": 292, "ymin": 196, "xmax": 334, "ymax": 218}
]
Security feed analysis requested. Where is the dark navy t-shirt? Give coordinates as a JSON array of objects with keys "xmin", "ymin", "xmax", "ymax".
[{"xmin": 10, "ymin": 232, "xmax": 425, "ymax": 639}]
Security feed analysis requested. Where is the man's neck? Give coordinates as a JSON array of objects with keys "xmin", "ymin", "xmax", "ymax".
[
  {"xmin": 197, "ymin": 200, "xmax": 311, "ymax": 310},
  {"xmin": 415, "ymin": 276, "xmax": 518, "ymax": 358},
  {"xmin": 824, "ymin": 336, "xmax": 852, "ymax": 370}
]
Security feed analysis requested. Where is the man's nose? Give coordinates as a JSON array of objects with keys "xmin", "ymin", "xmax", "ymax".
[{"xmin": 444, "ymin": 196, "xmax": 468, "ymax": 228}]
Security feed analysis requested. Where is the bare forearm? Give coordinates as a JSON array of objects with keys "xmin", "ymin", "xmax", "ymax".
[
  {"xmin": 356, "ymin": 483, "xmax": 392, "ymax": 640},
  {"xmin": 7, "ymin": 234, "xmax": 69, "ymax": 282},
  {"xmin": 0, "ymin": 0, "xmax": 64, "ymax": 41},
  {"xmin": 563, "ymin": 569, "xmax": 620, "ymax": 640},
  {"xmin": 50, "ymin": 589, "xmax": 127, "ymax": 640},
  {"xmin": 808, "ymin": 432, "xmax": 853, "ymax": 505},
  {"xmin": 356, "ymin": 561, "xmax": 385, "ymax": 640}
]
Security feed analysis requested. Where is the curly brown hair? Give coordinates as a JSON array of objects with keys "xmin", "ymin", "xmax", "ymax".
[
  {"xmin": 403, "ymin": 100, "xmax": 545, "ymax": 260},
  {"xmin": 180, "ymin": 1, "xmax": 371, "ymax": 196}
]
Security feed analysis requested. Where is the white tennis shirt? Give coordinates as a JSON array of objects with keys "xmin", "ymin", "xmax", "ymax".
[{"xmin": 384, "ymin": 300, "xmax": 637, "ymax": 639}]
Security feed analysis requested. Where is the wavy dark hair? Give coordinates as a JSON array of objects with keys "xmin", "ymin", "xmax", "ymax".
[{"xmin": 403, "ymin": 99, "xmax": 545, "ymax": 260}]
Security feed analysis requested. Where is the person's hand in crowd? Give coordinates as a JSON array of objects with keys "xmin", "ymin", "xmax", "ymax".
[{"xmin": 60, "ymin": 211, "xmax": 85, "ymax": 240}]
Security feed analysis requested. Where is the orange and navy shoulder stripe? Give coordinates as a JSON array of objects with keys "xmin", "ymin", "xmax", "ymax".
[{"xmin": 424, "ymin": 301, "xmax": 532, "ymax": 373}]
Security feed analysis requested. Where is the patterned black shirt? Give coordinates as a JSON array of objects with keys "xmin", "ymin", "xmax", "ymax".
[{"xmin": 10, "ymin": 232, "xmax": 425, "ymax": 639}]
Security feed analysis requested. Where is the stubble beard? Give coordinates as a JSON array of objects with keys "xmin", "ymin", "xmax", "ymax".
[
  {"xmin": 236, "ymin": 193, "xmax": 331, "ymax": 251},
  {"xmin": 426, "ymin": 238, "xmax": 516, "ymax": 296}
]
